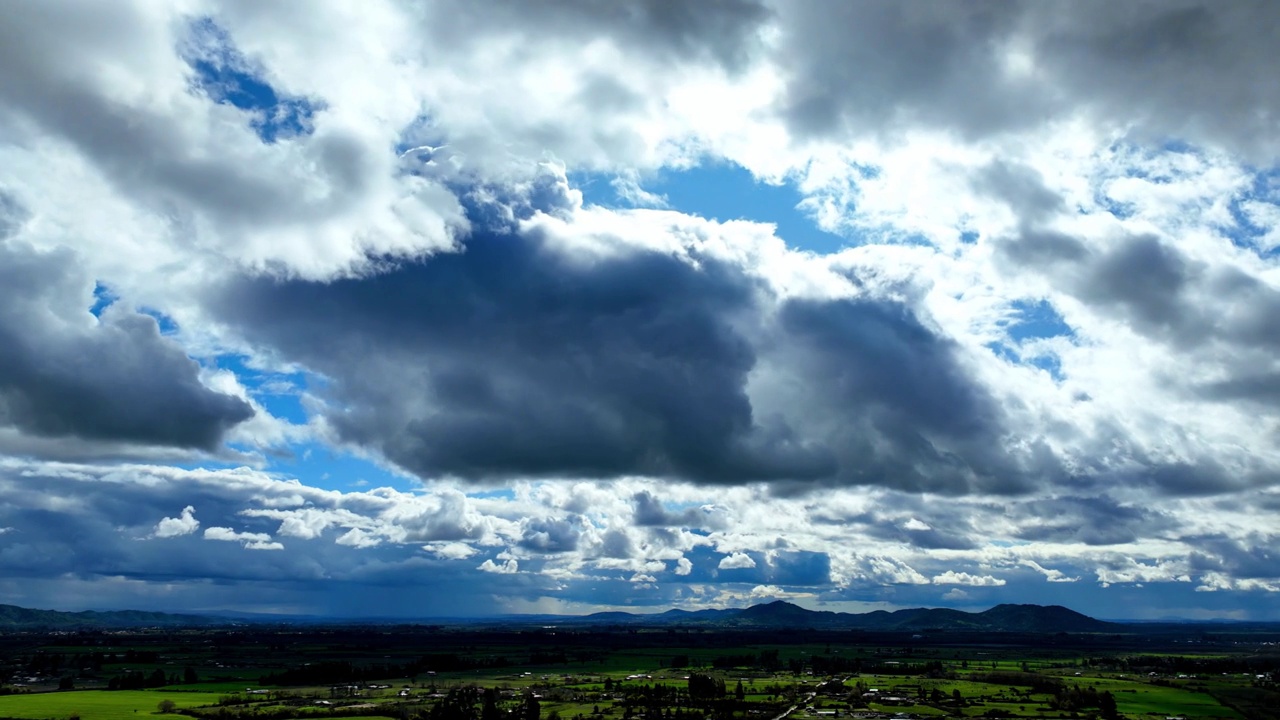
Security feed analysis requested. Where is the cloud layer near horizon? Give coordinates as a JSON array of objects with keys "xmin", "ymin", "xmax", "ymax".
[{"xmin": 0, "ymin": 0, "xmax": 1278, "ymax": 619}]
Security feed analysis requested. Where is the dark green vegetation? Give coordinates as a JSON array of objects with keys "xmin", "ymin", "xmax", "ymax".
[{"xmin": 0, "ymin": 607, "xmax": 1276, "ymax": 720}]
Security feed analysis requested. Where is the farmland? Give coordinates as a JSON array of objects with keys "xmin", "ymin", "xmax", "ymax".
[{"xmin": 0, "ymin": 622, "xmax": 1275, "ymax": 720}]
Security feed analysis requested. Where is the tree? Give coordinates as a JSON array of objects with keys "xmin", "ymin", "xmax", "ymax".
[
  {"xmin": 735, "ymin": 680, "xmax": 745, "ymax": 701},
  {"xmin": 482, "ymin": 688, "xmax": 501, "ymax": 720},
  {"xmin": 1098, "ymin": 691, "xmax": 1118, "ymax": 720},
  {"xmin": 183, "ymin": 666, "xmax": 198, "ymax": 684},
  {"xmin": 522, "ymin": 692, "xmax": 541, "ymax": 720},
  {"xmin": 58, "ymin": 676, "xmax": 74, "ymax": 691},
  {"xmin": 687, "ymin": 673, "xmax": 725, "ymax": 703},
  {"xmin": 952, "ymin": 689, "xmax": 963, "ymax": 706},
  {"xmin": 157, "ymin": 699, "xmax": 177, "ymax": 714}
]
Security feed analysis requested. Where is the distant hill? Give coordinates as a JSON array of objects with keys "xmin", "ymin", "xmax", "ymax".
[
  {"xmin": 0, "ymin": 604, "xmax": 219, "ymax": 630},
  {"xmin": 0, "ymin": 600, "xmax": 1116, "ymax": 633},
  {"xmin": 548, "ymin": 600, "xmax": 1117, "ymax": 633}
]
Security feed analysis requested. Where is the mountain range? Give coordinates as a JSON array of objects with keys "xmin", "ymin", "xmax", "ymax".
[
  {"xmin": 0, "ymin": 600, "xmax": 1120, "ymax": 633},
  {"xmin": 0, "ymin": 604, "xmax": 221, "ymax": 630},
  {"xmin": 550, "ymin": 600, "xmax": 1117, "ymax": 633}
]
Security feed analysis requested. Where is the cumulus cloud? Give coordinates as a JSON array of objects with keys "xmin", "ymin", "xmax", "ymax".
[
  {"xmin": 0, "ymin": 244, "xmax": 253, "ymax": 453},
  {"xmin": 1022, "ymin": 560, "xmax": 1080, "ymax": 583},
  {"xmin": 719, "ymin": 552, "xmax": 757, "ymax": 570},
  {"xmin": 153, "ymin": 506, "xmax": 199, "ymax": 538},
  {"xmin": 204, "ymin": 526, "xmax": 280, "ymax": 551},
  {"xmin": 932, "ymin": 571, "xmax": 1007, "ymax": 587},
  {"xmin": 479, "ymin": 558, "xmax": 519, "ymax": 574},
  {"xmin": 427, "ymin": 542, "xmax": 478, "ymax": 560}
]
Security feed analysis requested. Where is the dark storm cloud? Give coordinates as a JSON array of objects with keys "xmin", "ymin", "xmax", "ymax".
[
  {"xmin": 1077, "ymin": 235, "xmax": 1196, "ymax": 339},
  {"xmin": 872, "ymin": 520, "xmax": 978, "ymax": 551},
  {"xmin": 772, "ymin": 0, "xmax": 1280, "ymax": 157},
  {"xmin": 975, "ymin": 162, "xmax": 1067, "ymax": 224},
  {"xmin": 519, "ymin": 517, "xmax": 581, "ymax": 554},
  {"xmin": 1186, "ymin": 534, "xmax": 1279, "ymax": 580},
  {"xmin": 767, "ymin": 298, "xmax": 1051, "ymax": 494},
  {"xmin": 761, "ymin": 550, "xmax": 831, "ymax": 586},
  {"xmin": 0, "ymin": 244, "xmax": 252, "ymax": 450},
  {"xmin": 214, "ymin": 226, "xmax": 835, "ymax": 484},
  {"xmin": 422, "ymin": 0, "xmax": 771, "ymax": 72},
  {"xmin": 632, "ymin": 491, "xmax": 714, "ymax": 529},
  {"xmin": 775, "ymin": 3, "xmax": 1027, "ymax": 140},
  {"xmin": 212, "ymin": 190, "xmax": 1070, "ymax": 492},
  {"xmin": 1010, "ymin": 496, "xmax": 1172, "ymax": 546}
]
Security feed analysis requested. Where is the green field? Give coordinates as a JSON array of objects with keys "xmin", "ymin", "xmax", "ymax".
[
  {"xmin": 0, "ymin": 690, "xmax": 224, "ymax": 720},
  {"xmin": 0, "ymin": 625, "xmax": 1274, "ymax": 720}
]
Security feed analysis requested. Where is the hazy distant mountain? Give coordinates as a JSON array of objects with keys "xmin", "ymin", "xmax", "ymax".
[
  {"xmin": 0, "ymin": 604, "xmax": 219, "ymax": 630},
  {"xmin": 0, "ymin": 600, "xmax": 1115, "ymax": 633},
  {"xmin": 550, "ymin": 600, "xmax": 1117, "ymax": 633}
]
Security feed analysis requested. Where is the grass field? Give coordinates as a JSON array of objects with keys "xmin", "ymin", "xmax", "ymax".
[{"xmin": 0, "ymin": 690, "xmax": 224, "ymax": 720}]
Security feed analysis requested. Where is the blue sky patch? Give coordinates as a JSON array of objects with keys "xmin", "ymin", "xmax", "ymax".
[
  {"xmin": 270, "ymin": 440, "xmax": 415, "ymax": 492},
  {"xmin": 1224, "ymin": 165, "xmax": 1280, "ymax": 257},
  {"xmin": 988, "ymin": 300, "xmax": 1073, "ymax": 379},
  {"xmin": 185, "ymin": 19, "xmax": 318, "ymax": 144},
  {"xmin": 89, "ymin": 282, "xmax": 115, "ymax": 318},
  {"xmin": 139, "ymin": 307, "xmax": 179, "ymax": 335},
  {"xmin": 1007, "ymin": 299, "xmax": 1073, "ymax": 342},
  {"xmin": 214, "ymin": 354, "xmax": 309, "ymax": 424},
  {"xmin": 576, "ymin": 163, "xmax": 849, "ymax": 254}
]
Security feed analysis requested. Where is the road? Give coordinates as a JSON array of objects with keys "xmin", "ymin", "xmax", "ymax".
[{"xmin": 770, "ymin": 691, "xmax": 816, "ymax": 720}]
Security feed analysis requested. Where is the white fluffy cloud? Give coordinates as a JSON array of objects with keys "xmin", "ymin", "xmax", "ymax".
[
  {"xmin": 153, "ymin": 506, "xmax": 199, "ymax": 538},
  {"xmin": 719, "ymin": 552, "xmax": 757, "ymax": 570},
  {"xmin": 932, "ymin": 571, "xmax": 1007, "ymax": 588}
]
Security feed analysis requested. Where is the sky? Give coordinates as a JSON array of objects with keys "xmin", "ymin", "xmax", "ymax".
[{"xmin": 0, "ymin": 1, "xmax": 1278, "ymax": 621}]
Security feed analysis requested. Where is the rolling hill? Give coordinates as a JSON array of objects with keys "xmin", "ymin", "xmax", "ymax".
[
  {"xmin": 0, "ymin": 604, "xmax": 219, "ymax": 630},
  {"xmin": 551, "ymin": 599, "xmax": 1117, "ymax": 633}
]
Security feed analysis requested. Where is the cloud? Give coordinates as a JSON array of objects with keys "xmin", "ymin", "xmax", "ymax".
[
  {"xmin": 760, "ymin": 296, "xmax": 1051, "ymax": 494},
  {"xmin": 212, "ymin": 215, "xmax": 839, "ymax": 486},
  {"xmin": 719, "ymin": 552, "xmax": 757, "ymax": 570},
  {"xmin": 478, "ymin": 558, "xmax": 519, "ymax": 574},
  {"xmin": 931, "ymin": 571, "xmax": 1006, "ymax": 587},
  {"xmin": 204, "ymin": 526, "xmax": 280, "ymax": 551},
  {"xmin": 335, "ymin": 528, "xmax": 381, "ymax": 549},
  {"xmin": 153, "ymin": 506, "xmax": 199, "ymax": 538},
  {"xmin": 1022, "ymin": 560, "xmax": 1080, "ymax": 583},
  {"xmin": 0, "ymin": 4, "xmax": 464, "ymax": 281},
  {"xmin": 0, "ymin": 244, "xmax": 253, "ymax": 453},
  {"xmin": 426, "ymin": 542, "xmax": 478, "ymax": 561},
  {"xmin": 771, "ymin": 1, "xmax": 1280, "ymax": 158}
]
